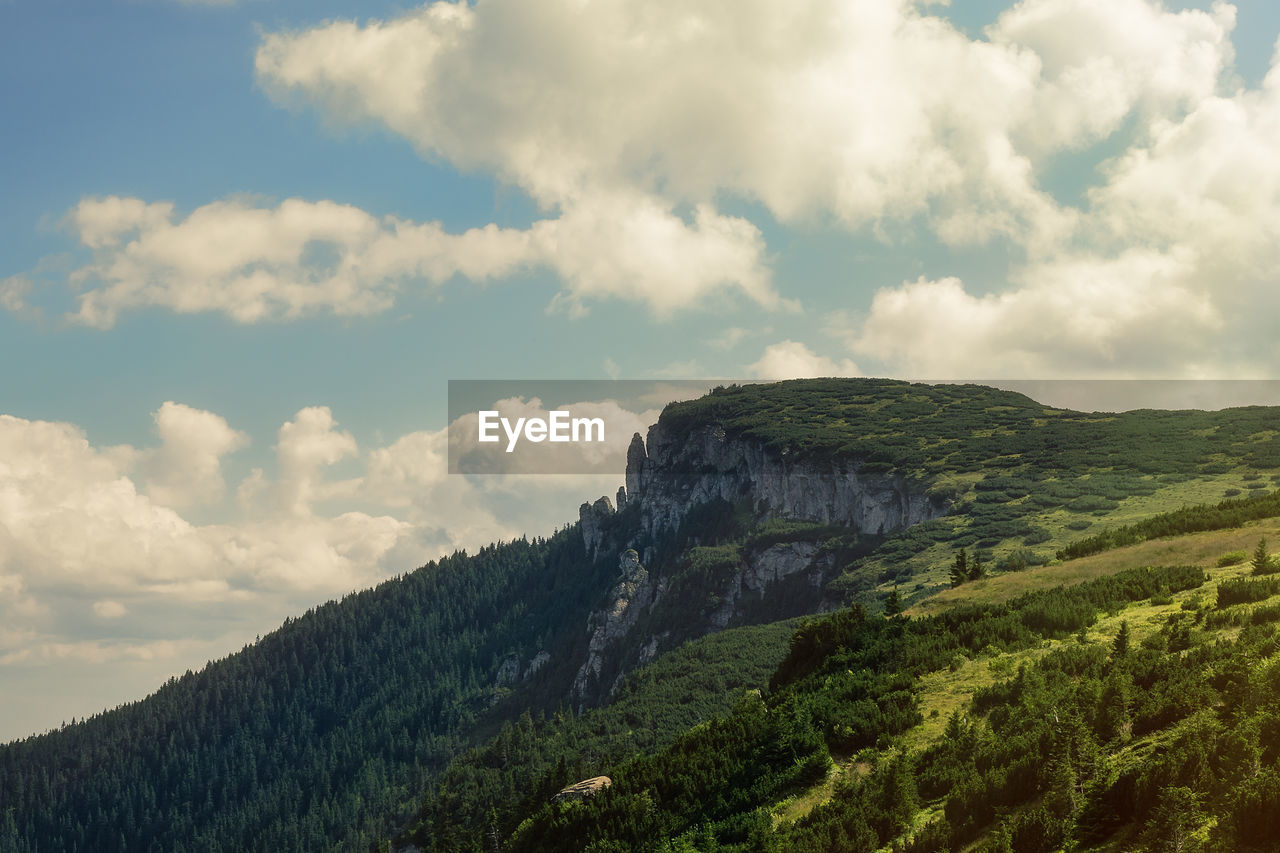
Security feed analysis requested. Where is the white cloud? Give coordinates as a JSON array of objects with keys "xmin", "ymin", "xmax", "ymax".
[
  {"xmin": 273, "ymin": 406, "xmax": 359, "ymax": 515},
  {"xmin": 747, "ymin": 341, "xmax": 860, "ymax": 379},
  {"xmin": 0, "ymin": 414, "xmax": 224, "ymax": 592},
  {"xmin": 253, "ymin": 0, "xmax": 1062, "ymax": 245},
  {"xmin": 0, "ymin": 276, "xmax": 34, "ymax": 316},
  {"xmin": 61, "ymin": 192, "xmax": 774, "ymax": 326},
  {"xmin": 708, "ymin": 327, "xmax": 751, "ymax": 351},
  {"xmin": 991, "ymin": 0, "xmax": 1236, "ymax": 152},
  {"xmin": 844, "ymin": 253, "xmax": 1223, "ymax": 377},
  {"xmin": 0, "ymin": 397, "xmax": 657, "ymax": 736},
  {"xmin": 250, "ymin": 0, "xmax": 1237, "ymax": 251},
  {"xmin": 65, "ymin": 196, "xmax": 532, "ymax": 328},
  {"xmin": 19, "ymin": 0, "xmax": 1255, "ymax": 353},
  {"xmin": 141, "ymin": 402, "xmax": 248, "ymax": 508},
  {"xmin": 832, "ymin": 7, "xmax": 1280, "ymax": 379}
]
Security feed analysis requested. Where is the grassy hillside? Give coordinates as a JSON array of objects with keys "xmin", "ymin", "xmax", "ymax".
[
  {"xmin": 402, "ymin": 462, "xmax": 1280, "ymax": 851},
  {"xmin": 6, "ymin": 380, "xmax": 1280, "ymax": 851},
  {"xmin": 662, "ymin": 381, "xmax": 1280, "ymax": 607},
  {"xmin": 482, "ymin": 544, "xmax": 1280, "ymax": 852}
]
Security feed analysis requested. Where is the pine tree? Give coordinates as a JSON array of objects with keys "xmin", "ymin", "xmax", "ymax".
[
  {"xmin": 1097, "ymin": 669, "xmax": 1132, "ymax": 743},
  {"xmin": 1252, "ymin": 537, "xmax": 1274, "ymax": 575},
  {"xmin": 950, "ymin": 550, "xmax": 968, "ymax": 587},
  {"xmin": 885, "ymin": 584, "xmax": 902, "ymax": 618},
  {"xmin": 1145, "ymin": 786, "xmax": 1202, "ymax": 853},
  {"xmin": 968, "ymin": 551, "xmax": 985, "ymax": 581},
  {"xmin": 1112, "ymin": 620, "xmax": 1130, "ymax": 659}
]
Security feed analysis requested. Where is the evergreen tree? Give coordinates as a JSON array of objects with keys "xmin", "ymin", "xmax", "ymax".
[
  {"xmin": 968, "ymin": 551, "xmax": 985, "ymax": 581},
  {"xmin": 950, "ymin": 550, "xmax": 969, "ymax": 588},
  {"xmin": 1251, "ymin": 537, "xmax": 1274, "ymax": 575},
  {"xmin": 1096, "ymin": 669, "xmax": 1132, "ymax": 743},
  {"xmin": 885, "ymin": 585, "xmax": 902, "ymax": 618},
  {"xmin": 1145, "ymin": 786, "xmax": 1202, "ymax": 853},
  {"xmin": 1112, "ymin": 620, "xmax": 1130, "ymax": 659}
]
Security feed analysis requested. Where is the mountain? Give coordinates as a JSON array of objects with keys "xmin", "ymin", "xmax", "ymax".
[{"xmin": 4, "ymin": 379, "xmax": 1280, "ymax": 852}]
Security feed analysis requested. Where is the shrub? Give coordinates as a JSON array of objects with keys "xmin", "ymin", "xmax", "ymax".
[{"xmin": 1218, "ymin": 577, "xmax": 1280, "ymax": 608}]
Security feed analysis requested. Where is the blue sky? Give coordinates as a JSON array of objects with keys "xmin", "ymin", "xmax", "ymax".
[{"xmin": 3, "ymin": 0, "xmax": 1280, "ymax": 741}]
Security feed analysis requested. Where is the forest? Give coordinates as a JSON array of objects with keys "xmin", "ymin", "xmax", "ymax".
[{"xmin": 4, "ymin": 379, "xmax": 1280, "ymax": 852}]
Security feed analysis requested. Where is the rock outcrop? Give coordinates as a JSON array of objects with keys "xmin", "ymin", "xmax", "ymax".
[
  {"xmin": 708, "ymin": 541, "xmax": 830, "ymax": 629},
  {"xmin": 553, "ymin": 776, "xmax": 612, "ymax": 802},
  {"xmin": 525, "ymin": 651, "xmax": 550, "ymax": 679},
  {"xmin": 571, "ymin": 550, "xmax": 662, "ymax": 701},
  {"xmin": 626, "ymin": 422, "xmax": 948, "ymax": 539},
  {"xmin": 579, "ymin": 496, "xmax": 615, "ymax": 558},
  {"xmin": 565, "ymin": 409, "xmax": 950, "ymax": 712}
]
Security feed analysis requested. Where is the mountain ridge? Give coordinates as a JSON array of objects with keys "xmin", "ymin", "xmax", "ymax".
[{"xmin": 6, "ymin": 379, "xmax": 1280, "ymax": 852}]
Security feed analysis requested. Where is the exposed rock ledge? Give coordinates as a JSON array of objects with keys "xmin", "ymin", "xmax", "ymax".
[
  {"xmin": 571, "ymin": 550, "xmax": 662, "ymax": 701},
  {"xmin": 553, "ymin": 776, "xmax": 612, "ymax": 802},
  {"xmin": 627, "ymin": 423, "xmax": 949, "ymax": 539}
]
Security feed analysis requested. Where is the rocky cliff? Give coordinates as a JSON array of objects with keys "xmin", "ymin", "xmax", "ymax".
[
  {"xmin": 571, "ymin": 549, "xmax": 663, "ymax": 704},
  {"xmin": 569, "ymin": 414, "xmax": 951, "ymax": 706},
  {"xmin": 626, "ymin": 422, "xmax": 948, "ymax": 542}
]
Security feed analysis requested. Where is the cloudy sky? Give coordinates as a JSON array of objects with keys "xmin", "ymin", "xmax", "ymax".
[{"xmin": 3, "ymin": 0, "xmax": 1280, "ymax": 741}]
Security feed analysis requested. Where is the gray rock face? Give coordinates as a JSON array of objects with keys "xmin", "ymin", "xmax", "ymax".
[
  {"xmin": 525, "ymin": 651, "xmax": 550, "ymax": 679},
  {"xmin": 567, "ymin": 416, "xmax": 947, "ymax": 712},
  {"xmin": 571, "ymin": 550, "xmax": 661, "ymax": 701},
  {"xmin": 626, "ymin": 433, "xmax": 647, "ymax": 499},
  {"xmin": 627, "ymin": 423, "xmax": 948, "ymax": 539},
  {"xmin": 579, "ymin": 495, "xmax": 616, "ymax": 557},
  {"xmin": 709, "ymin": 541, "xmax": 830, "ymax": 629},
  {"xmin": 495, "ymin": 655, "xmax": 520, "ymax": 688}
]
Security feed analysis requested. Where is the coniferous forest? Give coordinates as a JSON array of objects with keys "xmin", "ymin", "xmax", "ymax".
[{"xmin": 4, "ymin": 379, "xmax": 1280, "ymax": 852}]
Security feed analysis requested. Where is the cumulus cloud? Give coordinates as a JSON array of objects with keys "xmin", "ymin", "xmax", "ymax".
[
  {"xmin": 140, "ymin": 402, "xmax": 248, "ymax": 508},
  {"xmin": 0, "ymin": 407, "xmax": 410, "ymax": 606},
  {"xmin": 254, "ymin": 0, "xmax": 1055, "ymax": 244},
  {"xmin": 824, "ymin": 4, "xmax": 1280, "ymax": 379},
  {"xmin": 840, "ymin": 249, "xmax": 1225, "ymax": 377},
  {"xmin": 0, "ymin": 414, "xmax": 224, "ymax": 592},
  {"xmin": 242, "ymin": 0, "xmax": 1269, "ymax": 375},
  {"xmin": 13, "ymin": 0, "xmax": 1258, "ymax": 353},
  {"xmin": 61, "ymin": 191, "xmax": 773, "ymax": 326},
  {"xmin": 0, "ymin": 396, "xmax": 662, "ymax": 738},
  {"xmin": 991, "ymin": 0, "xmax": 1235, "ymax": 152},
  {"xmin": 747, "ymin": 341, "xmax": 860, "ymax": 379},
  {"xmin": 251, "ymin": 0, "xmax": 1236, "ymax": 245},
  {"xmin": 64, "ymin": 196, "xmax": 534, "ymax": 327}
]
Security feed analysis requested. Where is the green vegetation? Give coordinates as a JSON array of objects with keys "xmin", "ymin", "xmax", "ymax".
[
  {"xmin": 397, "ymin": 621, "xmax": 798, "ymax": 852},
  {"xmin": 418, "ymin": 565, "xmax": 1242, "ymax": 851},
  {"xmin": 0, "ymin": 532, "xmax": 622, "ymax": 851},
  {"xmin": 1252, "ymin": 536, "xmax": 1277, "ymax": 574},
  {"xmin": 1057, "ymin": 490, "xmax": 1280, "ymax": 561},
  {"xmin": 662, "ymin": 381, "xmax": 1280, "ymax": 485},
  {"xmin": 6, "ymin": 379, "xmax": 1280, "ymax": 850}
]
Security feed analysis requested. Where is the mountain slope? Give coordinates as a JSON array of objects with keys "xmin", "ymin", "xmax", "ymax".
[
  {"xmin": 4, "ymin": 379, "xmax": 1280, "ymax": 851},
  {"xmin": 462, "ymin": 551, "xmax": 1280, "ymax": 852},
  {"xmin": 0, "ymin": 533, "xmax": 622, "ymax": 850}
]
